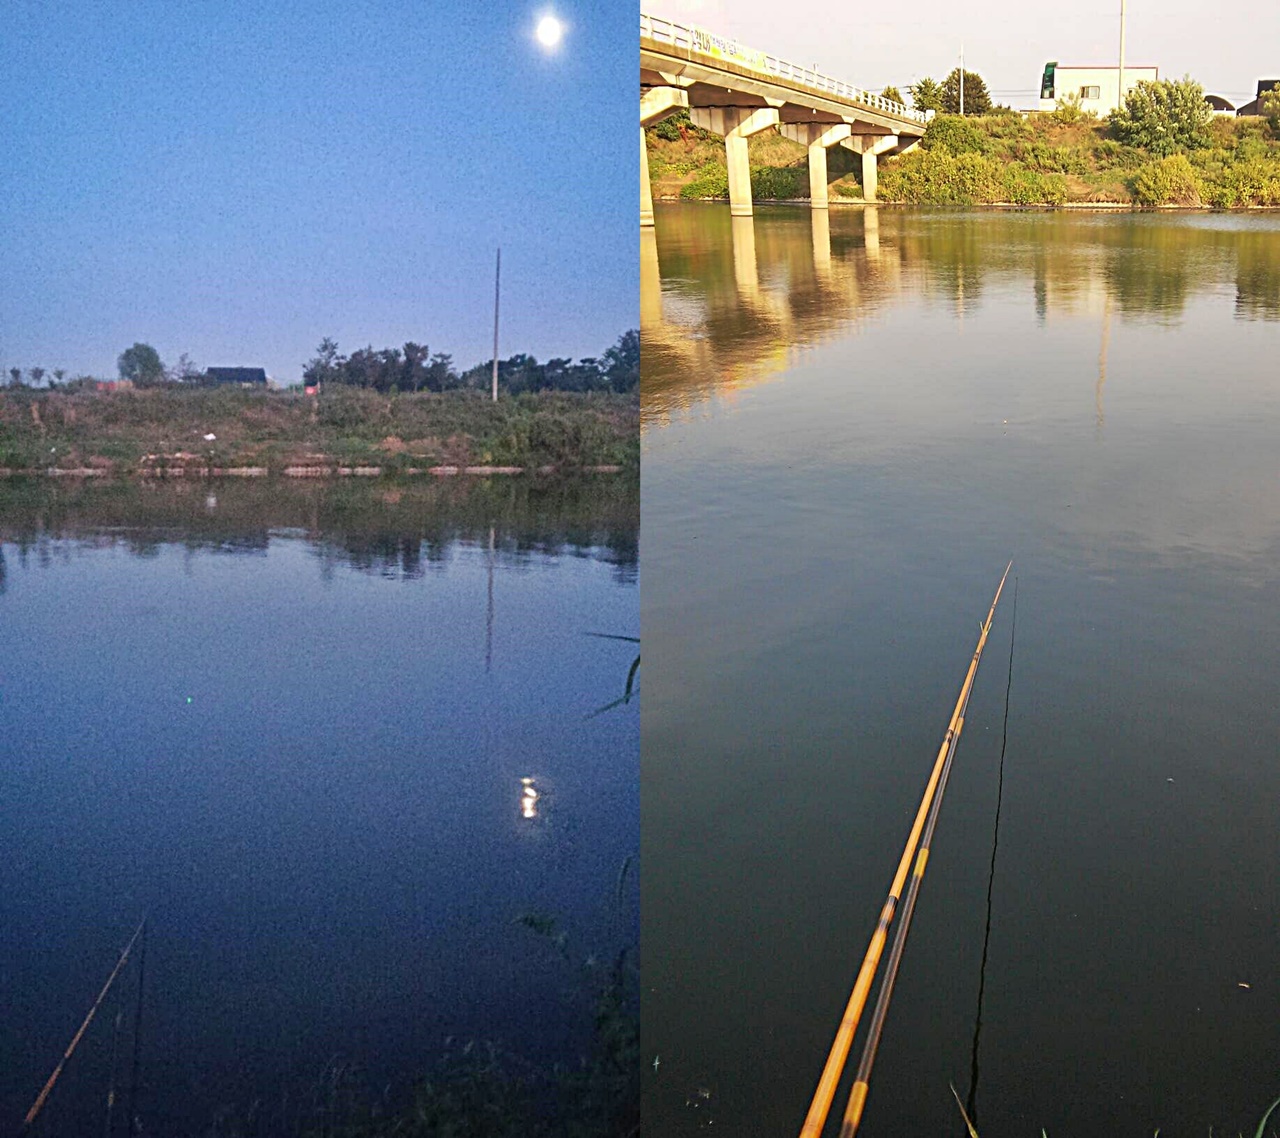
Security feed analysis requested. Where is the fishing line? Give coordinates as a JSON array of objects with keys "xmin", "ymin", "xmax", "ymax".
[
  {"xmin": 125, "ymin": 919, "xmax": 147, "ymax": 1138},
  {"xmin": 966, "ymin": 576, "xmax": 1017, "ymax": 1125}
]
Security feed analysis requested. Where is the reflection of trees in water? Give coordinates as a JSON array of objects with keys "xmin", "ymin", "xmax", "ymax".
[
  {"xmin": 642, "ymin": 205, "xmax": 1280, "ymax": 415},
  {"xmin": 0, "ymin": 476, "xmax": 638, "ymax": 583},
  {"xmin": 1235, "ymin": 230, "xmax": 1280, "ymax": 320}
]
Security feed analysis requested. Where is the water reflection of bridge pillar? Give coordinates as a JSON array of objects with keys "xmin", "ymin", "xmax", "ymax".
[
  {"xmin": 731, "ymin": 215, "xmax": 760, "ymax": 300},
  {"xmin": 863, "ymin": 205, "xmax": 881, "ymax": 260},
  {"xmin": 810, "ymin": 208, "xmax": 832, "ymax": 282},
  {"xmin": 641, "ymin": 226, "xmax": 663, "ymax": 328}
]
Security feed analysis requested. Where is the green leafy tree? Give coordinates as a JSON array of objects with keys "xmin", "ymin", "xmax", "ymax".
[
  {"xmin": 922, "ymin": 114, "xmax": 987, "ymax": 154},
  {"xmin": 881, "ymin": 85, "xmax": 904, "ymax": 105},
  {"xmin": 941, "ymin": 68, "xmax": 992, "ymax": 115},
  {"xmin": 909, "ymin": 77, "xmax": 943, "ymax": 113},
  {"xmin": 117, "ymin": 342, "xmax": 165, "ymax": 386},
  {"xmin": 302, "ymin": 337, "xmax": 345, "ymax": 388},
  {"xmin": 168, "ymin": 352, "xmax": 201, "ymax": 384},
  {"xmin": 1260, "ymin": 83, "xmax": 1280, "ymax": 133},
  {"xmin": 1110, "ymin": 77, "xmax": 1212, "ymax": 156},
  {"xmin": 53, "ymin": 368, "xmax": 66, "ymax": 385},
  {"xmin": 7, "ymin": 368, "xmax": 20, "ymax": 388},
  {"xmin": 29, "ymin": 367, "xmax": 45, "ymax": 386},
  {"xmin": 601, "ymin": 330, "xmax": 639, "ymax": 393}
]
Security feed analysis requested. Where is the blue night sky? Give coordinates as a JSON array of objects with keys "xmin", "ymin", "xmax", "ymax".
[{"xmin": 0, "ymin": 1, "xmax": 635, "ymax": 384}]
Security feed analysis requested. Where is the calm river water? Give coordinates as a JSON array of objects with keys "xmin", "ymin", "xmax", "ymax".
[
  {"xmin": 0, "ymin": 476, "xmax": 638, "ymax": 1135},
  {"xmin": 642, "ymin": 205, "xmax": 1280, "ymax": 1136}
]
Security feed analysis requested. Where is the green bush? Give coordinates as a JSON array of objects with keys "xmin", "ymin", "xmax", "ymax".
[
  {"xmin": 1001, "ymin": 164, "xmax": 1069, "ymax": 204},
  {"xmin": 877, "ymin": 146, "xmax": 1002, "ymax": 204},
  {"xmin": 1130, "ymin": 154, "xmax": 1203, "ymax": 205},
  {"xmin": 1053, "ymin": 93, "xmax": 1087, "ymax": 124},
  {"xmin": 651, "ymin": 116, "xmax": 682, "ymax": 142},
  {"xmin": 1111, "ymin": 77, "xmax": 1213, "ymax": 156},
  {"xmin": 922, "ymin": 115, "xmax": 987, "ymax": 155},
  {"xmin": 1201, "ymin": 157, "xmax": 1280, "ymax": 207},
  {"xmin": 1261, "ymin": 84, "xmax": 1280, "ymax": 134},
  {"xmin": 679, "ymin": 167, "xmax": 729, "ymax": 200},
  {"xmin": 751, "ymin": 165, "xmax": 805, "ymax": 199}
]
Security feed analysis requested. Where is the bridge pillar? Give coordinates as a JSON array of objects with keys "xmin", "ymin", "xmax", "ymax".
[
  {"xmin": 641, "ymin": 87, "xmax": 689, "ymax": 227},
  {"xmin": 843, "ymin": 134, "xmax": 899, "ymax": 202},
  {"xmin": 779, "ymin": 122, "xmax": 851, "ymax": 208},
  {"xmin": 690, "ymin": 106, "xmax": 780, "ymax": 216}
]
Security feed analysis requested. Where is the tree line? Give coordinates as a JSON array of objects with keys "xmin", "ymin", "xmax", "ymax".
[
  {"xmin": 301, "ymin": 329, "xmax": 637, "ymax": 394},
  {"xmin": 5, "ymin": 330, "xmax": 638, "ymax": 395}
]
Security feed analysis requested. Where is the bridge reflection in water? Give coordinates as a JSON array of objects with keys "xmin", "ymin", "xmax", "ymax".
[{"xmin": 640, "ymin": 204, "xmax": 1280, "ymax": 429}]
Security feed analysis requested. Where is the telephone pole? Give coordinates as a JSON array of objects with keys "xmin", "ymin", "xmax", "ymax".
[
  {"xmin": 491, "ymin": 248, "xmax": 501, "ymax": 403},
  {"xmin": 1117, "ymin": 0, "xmax": 1127, "ymax": 111}
]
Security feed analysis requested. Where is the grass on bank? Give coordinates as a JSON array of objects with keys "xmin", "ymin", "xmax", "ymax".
[
  {"xmin": 950, "ymin": 1083, "xmax": 1280, "ymax": 1138},
  {"xmin": 646, "ymin": 109, "xmax": 1280, "ymax": 207},
  {"xmin": 0, "ymin": 387, "xmax": 639, "ymax": 474}
]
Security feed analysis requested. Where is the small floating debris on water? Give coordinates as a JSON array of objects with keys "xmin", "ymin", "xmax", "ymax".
[
  {"xmin": 653, "ymin": 1055, "xmax": 660, "ymax": 1072},
  {"xmin": 203, "ymin": 432, "xmax": 217, "ymax": 441},
  {"xmin": 1238, "ymin": 982, "xmax": 1251, "ymax": 989},
  {"xmin": 1167, "ymin": 778, "xmax": 1174, "ymax": 783}
]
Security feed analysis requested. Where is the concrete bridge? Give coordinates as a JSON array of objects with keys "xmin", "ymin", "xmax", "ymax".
[{"xmin": 641, "ymin": 13, "xmax": 930, "ymax": 223}]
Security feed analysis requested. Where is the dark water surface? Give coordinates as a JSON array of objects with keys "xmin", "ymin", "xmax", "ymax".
[
  {"xmin": 0, "ymin": 476, "xmax": 638, "ymax": 1134},
  {"xmin": 642, "ymin": 205, "xmax": 1280, "ymax": 1137}
]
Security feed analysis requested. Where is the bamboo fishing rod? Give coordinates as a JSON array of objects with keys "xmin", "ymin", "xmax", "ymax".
[
  {"xmin": 22, "ymin": 917, "xmax": 147, "ymax": 1132},
  {"xmin": 798, "ymin": 563, "xmax": 1011, "ymax": 1138},
  {"xmin": 839, "ymin": 622, "xmax": 984, "ymax": 1136}
]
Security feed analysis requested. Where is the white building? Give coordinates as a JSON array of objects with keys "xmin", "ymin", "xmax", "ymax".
[{"xmin": 1038, "ymin": 63, "xmax": 1159, "ymax": 116}]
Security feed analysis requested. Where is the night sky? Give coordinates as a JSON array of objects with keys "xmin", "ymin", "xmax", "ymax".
[{"xmin": 0, "ymin": 1, "xmax": 636, "ymax": 383}]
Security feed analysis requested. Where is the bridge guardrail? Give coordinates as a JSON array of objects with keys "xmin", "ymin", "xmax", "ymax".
[{"xmin": 640, "ymin": 12, "xmax": 928, "ymax": 125}]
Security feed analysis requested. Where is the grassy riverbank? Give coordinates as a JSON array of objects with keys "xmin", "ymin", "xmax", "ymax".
[
  {"xmin": 646, "ymin": 110, "xmax": 1280, "ymax": 207},
  {"xmin": 0, "ymin": 387, "xmax": 638, "ymax": 476}
]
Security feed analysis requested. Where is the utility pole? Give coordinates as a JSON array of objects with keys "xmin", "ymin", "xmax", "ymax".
[
  {"xmin": 1117, "ymin": 0, "xmax": 1127, "ymax": 112},
  {"xmin": 960, "ymin": 44, "xmax": 965, "ymax": 115},
  {"xmin": 491, "ymin": 248, "xmax": 501, "ymax": 403}
]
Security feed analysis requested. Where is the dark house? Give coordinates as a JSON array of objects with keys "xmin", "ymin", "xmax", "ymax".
[
  {"xmin": 1236, "ymin": 80, "xmax": 1279, "ymax": 116},
  {"xmin": 203, "ymin": 367, "xmax": 268, "ymax": 387}
]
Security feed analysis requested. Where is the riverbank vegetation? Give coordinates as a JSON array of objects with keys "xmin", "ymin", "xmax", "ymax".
[
  {"xmin": 7, "ymin": 331, "xmax": 637, "ymax": 400},
  {"xmin": 0, "ymin": 385, "xmax": 638, "ymax": 475},
  {"xmin": 646, "ymin": 78, "xmax": 1280, "ymax": 208}
]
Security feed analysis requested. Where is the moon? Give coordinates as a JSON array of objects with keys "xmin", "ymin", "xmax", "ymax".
[{"xmin": 535, "ymin": 14, "xmax": 563, "ymax": 49}]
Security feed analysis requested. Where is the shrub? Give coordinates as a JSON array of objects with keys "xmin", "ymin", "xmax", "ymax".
[
  {"xmin": 1130, "ymin": 154, "xmax": 1203, "ymax": 205},
  {"xmin": 751, "ymin": 166, "xmax": 805, "ymax": 199},
  {"xmin": 1110, "ymin": 77, "xmax": 1213, "ymax": 156},
  {"xmin": 1001, "ymin": 164, "xmax": 1069, "ymax": 204},
  {"xmin": 1201, "ymin": 157, "xmax": 1280, "ymax": 207},
  {"xmin": 877, "ymin": 146, "xmax": 1002, "ymax": 204},
  {"xmin": 922, "ymin": 115, "xmax": 987, "ymax": 155},
  {"xmin": 1261, "ymin": 84, "xmax": 1280, "ymax": 134},
  {"xmin": 679, "ymin": 167, "xmax": 729, "ymax": 200},
  {"xmin": 651, "ymin": 116, "xmax": 682, "ymax": 142},
  {"xmin": 1053, "ymin": 92, "xmax": 1086, "ymax": 124}
]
